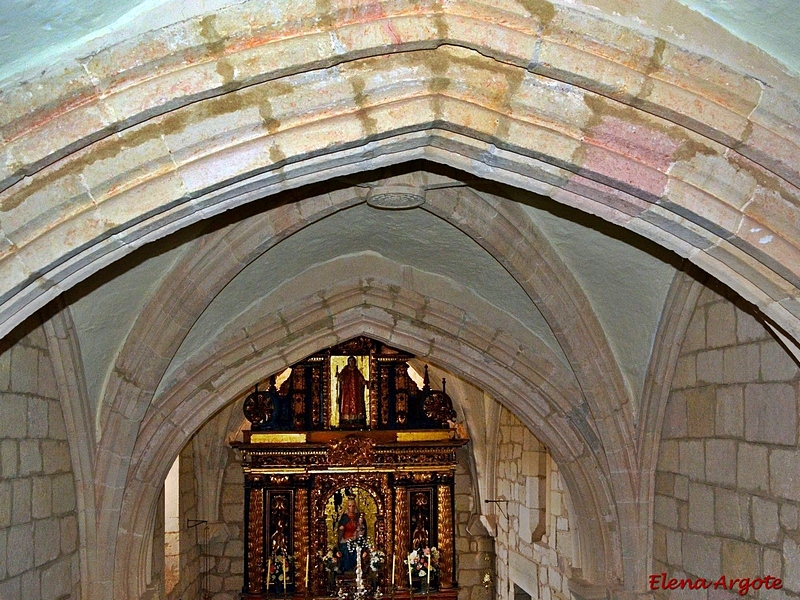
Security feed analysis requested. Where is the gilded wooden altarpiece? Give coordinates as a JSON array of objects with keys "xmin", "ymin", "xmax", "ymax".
[{"xmin": 233, "ymin": 337, "xmax": 467, "ymax": 600}]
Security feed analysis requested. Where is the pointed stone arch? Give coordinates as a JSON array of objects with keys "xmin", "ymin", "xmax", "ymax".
[
  {"xmin": 112, "ymin": 280, "xmax": 622, "ymax": 598},
  {"xmin": 0, "ymin": 0, "xmax": 798, "ymax": 351}
]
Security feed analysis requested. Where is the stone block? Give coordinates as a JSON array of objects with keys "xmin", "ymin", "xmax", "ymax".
[
  {"xmin": 666, "ymin": 530, "xmax": 682, "ymax": 565},
  {"xmin": 672, "ymin": 355, "xmax": 697, "ymax": 389},
  {"xmin": 674, "ymin": 475, "xmax": 689, "ymax": 501},
  {"xmin": 227, "ymin": 560, "xmax": 243, "ymax": 577},
  {"xmin": 32, "ymin": 476, "xmax": 52, "ymax": 519},
  {"xmin": 0, "ymin": 528, "xmax": 5, "ymax": 579},
  {"xmin": 40, "ymin": 556, "xmax": 72, "ymax": 599},
  {"xmin": 684, "ymin": 311, "xmax": 706, "ymax": 353},
  {"xmin": 51, "ymin": 473, "xmax": 76, "ymax": 515},
  {"xmin": 696, "ymin": 350, "xmax": 724, "ymax": 385},
  {"xmin": 705, "ymin": 439, "xmax": 736, "ymax": 486},
  {"xmin": 0, "ymin": 481, "xmax": 10, "ymax": 528},
  {"xmin": 679, "ymin": 440, "xmax": 705, "ymax": 480},
  {"xmin": 780, "ymin": 504, "xmax": 798, "ymax": 530},
  {"xmin": 224, "ymin": 540, "xmax": 244, "ymax": 558},
  {"xmin": 27, "ymin": 398, "xmax": 49, "ymax": 438},
  {"xmin": 37, "ymin": 361, "xmax": 58, "ymax": 401},
  {"xmin": 715, "ymin": 386, "xmax": 744, "ymax": 437},
  {"xmin": 738, "ymin": 494, "xmax": 752, "ymax": 539},
  {"xmin": 722, "ymin": 539, "xmax": 760, "ymax": 576},
  {"xmin": 1, "ymin": 439, "xmax": 18, "ymax": 478},
  {"xmin": 222, "ymin": 503, "xmax": 240, "ymax": 522},
  {"xmin": 764, "ymin": 547, "xmax": 783, "ymax": 581},
  {"xmin": 658, "ymin": 440, "xmax": 680, "ymax": 473},
  {"xmin": 11, "ymin": 478, "xmax": 31, "ymax": 524},
  {"xmin": 745, "ymin": 383, "xmax": 797, "ymax": 445},
  {"xmin": 707, "ymin": 300, "xmax": 738, "ymax": 348},
  {"xmin": 6, "ymin": 522, "xmax": 34, "ymax": 577},
  {"xmin": 761, "ymin": 340, "xmax": 799, "ymax": 381},
  {"xmin": 682, "ymin": 533, "xmax": 721, "ymax": 580},
  {"xmin": 662, "ymin": 391, "xmax": 687, "ymax": 439},
  {"xmin": 34, "ymin": 518, "xmax": 62, "ymax": 566},
  {"xmin": 215, "ymin": 556, "xmax": 231, "ymax": 575},
  {"xmin": 714, "ymin": 488, "xmax": 744, "ymax": 538},
  {"xmin": 655, "ymin": 471, "xmax": 675, "ymax": 497},
  {"xmin": 48, "ymin": 402, "xmax": 67, "ymax": 441},
  {"xmin": 0, "ymin": 395, "xmax": 27, "ymax": 438},
  {"xmin": 686, "ymin": 386, "xmax": 714, "ymax": 437},
  {"xmin": 41, "ymin": 440, "xmax": 71, "ymax": 474},
  {"xmin": 0, "ymin": 350, "xmax": 10, "ymax": 392},
  {"xmin": 688, "ymin": 483, "xmax": 714, "ymax": 533},
  {"xmin": 0, "ymin": 576, "xmax": 20, "ymax": 599},
  {"xmin": 752, "ymin": 496, "xmax": 780, "ymax": 545},
  {"xmin": 208, "ymin": 574, "xmax": 224, "ymax": 592},
  {"xmin": 737, "ymin": 309, "xmax": 768, "ymax": 343},
  {"xmin": 737, "ymin": 443, "xmax": 768, "ymax": 492},
  {"xmin": 19, "ymin": 439, "xmax": 42, "ymax": 476},
  {"xmin": 722, "ymin": 344, "xmax": 760, "ymax": 383},
  {"xmin": 10, "ymin": 344, "xmax": 38, "ymax": 394},
  {"xmin": 61, "ymin": 515, "xmax": 79, "ymax": 555}
]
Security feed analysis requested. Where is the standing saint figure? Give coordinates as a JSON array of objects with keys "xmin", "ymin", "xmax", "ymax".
[
  {"xmin": 337, "ymin": 356, "xmax": 367, "ymax": 427},
  {"xmin": 337, "ymin": 497, "xmax": 367, "ymax": 572}
]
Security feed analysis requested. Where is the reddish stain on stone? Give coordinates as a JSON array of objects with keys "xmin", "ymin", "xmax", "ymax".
[
  {"xmin": 585, "ymin": 115, "xmax": 681, "ymax": 171},
  {"xmin": 580, "ymin": 145, "xmax": 668, "ymax": 200},
  {"xmin": 580, "ymin": 115, "xmax": 680, "ymax": 199}
]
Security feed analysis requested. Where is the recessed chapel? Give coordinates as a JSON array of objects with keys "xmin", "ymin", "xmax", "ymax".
[{"xmin": 1, "ymin": 1, "xmax": 800, "ymax": 600}]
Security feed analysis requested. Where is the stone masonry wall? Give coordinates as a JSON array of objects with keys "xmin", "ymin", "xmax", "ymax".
[
  {"xmin": 166, "ymin": 441, "xmax": 202, "ymax": 600},
  {"xmin": 456, "ymin": 446, "xmax": 495, "ymax": 600},
  {"xmin": 495, "ymin": 407, "xmax": 574, "ymax": 600},
  {"xmin": 204, "ymin": 447, "xmax": 245, "ymax": 600},
  {"xmin": 654, "ymin": 283, "xmax": 800, "ymax": 599},
  {"xmin": 0, "ymin": 320, "xmax": 80, "ymax": 599}
]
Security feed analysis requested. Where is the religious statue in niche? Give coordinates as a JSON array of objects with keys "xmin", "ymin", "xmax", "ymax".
[
  {"xmin": 336, "ymin": 355, "xmax": 368, "ymax": 428},
  {"xmin": 412, "ymin": 514, "xmax": 429, "ymax": 549},
  {"xmin": 270, "ymin": 496, "xmax": 290, "ymax": 553},
  {"xmin": 337, "ymin": 497, "xmax": 367, "ymax": 572}
]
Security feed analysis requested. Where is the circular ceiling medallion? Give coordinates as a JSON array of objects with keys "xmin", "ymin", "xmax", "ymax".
[{"xmin": 366, "ymin": 192, "xmax": 425, "ymax": 210}]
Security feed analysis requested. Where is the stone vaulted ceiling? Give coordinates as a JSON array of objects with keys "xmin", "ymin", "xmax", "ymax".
[{"xmin": 1, "ymin": 0, "xmax": 800, "ymax": 598}]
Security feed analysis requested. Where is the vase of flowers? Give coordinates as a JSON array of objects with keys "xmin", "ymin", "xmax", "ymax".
[
  {"xmin": 321, "ymin": 548, "xmax": 339, "ymax": 592},
  {"xmin": 368, "ymin": 541, "xmax": 386, "ymax": 573},
  {"xmin": 407, "ymin": 546, "xmax": 439, "ymax": 591},
  {"xmin": 268, "ymin": 549, "xmax": 295, "ymax": 592}
]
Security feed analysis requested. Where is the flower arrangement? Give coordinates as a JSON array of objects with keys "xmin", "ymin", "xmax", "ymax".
[
  {"xmin": 407, "ymin": 546, "xmax": 439, "ymax": 579},
  {"xmin": 321, "ymin": 548, "xmax": 340, "ymax": 574},
  {"xmin": 368, "ymin": 543, "xmax": 386, "ymax": 573},
  {"xmin": 268, "ymin": 550, "xmax": 295, "ymax": 589}
]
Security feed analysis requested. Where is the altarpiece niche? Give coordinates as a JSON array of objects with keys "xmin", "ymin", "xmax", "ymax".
[{"xmin": 232, "ymin": 337, "xmax": 467, "ymax": 600}]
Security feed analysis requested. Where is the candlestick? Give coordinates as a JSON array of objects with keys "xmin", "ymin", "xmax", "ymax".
[
  {"xmin": 306, "ymin": 553, "xmax": 310, "ymax": 589},
  {"xmin": 356, "ymin": 545, "xmax": 363, "ymax": 591},
  {"xmin": 267, "ymin": 558, "xmax": 272, "ymax": 593},
  {"xmin": 392, "ymin": 555, "xmax": 396, "ymax": 587},
  {"xmin": 427, "ymin": 555, "xmax": 430, "ymax": 588},
  {"xmin": 408, "ymin": 553, "xmax": 413, "ymax": 588},
  {"xmin": 283, "ymin": 556, "xmax": 287, "ymax": 593}
]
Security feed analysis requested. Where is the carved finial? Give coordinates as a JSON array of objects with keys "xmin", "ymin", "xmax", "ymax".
[
  {"xmin": 268, "ymin": 375, "xmax": 277, "ymax": 392},
  {"xmin": 442, "ymin": 378, "xmax": 446, "ymax": 394},
  {"xmin": 423, "ymin": 364, "xmax": 430, "ymax": 391}
]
